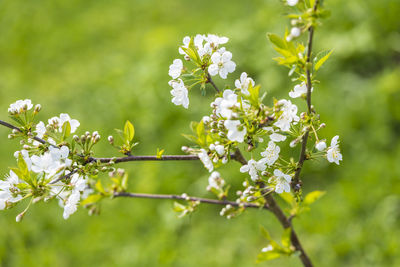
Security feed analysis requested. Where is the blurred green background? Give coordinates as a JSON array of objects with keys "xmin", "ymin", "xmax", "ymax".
[{"xmin": 0, "ymin": 0, "xmax": 399, "ymax": 266}]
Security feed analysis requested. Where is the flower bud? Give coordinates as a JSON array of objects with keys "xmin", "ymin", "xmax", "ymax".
[
  {"xmin": 315, "ymin": 141, "xmax": 327, "ymax": 151},
  {"xmin": 34, "ymin": 104, "xmax": 41, "ymax": 114},
  {"xmin": 16, "ymin": 212, "xmax": 25, "ymax": 222},
  {"xmin": 215, "ymin": 145, "xmax": 225, "ymax": 156},
  {"xmin": 108, "ymin": 135, "xmax": 114, "ymax": 144},
  {"xmin": 221, "ymin": 157, "xmax": 228, "ymax": 164},
  {"xmin": 12, "ymin": 129, "xmax": 19, "ymax": 134},
  {"xmin": 202, "ymin": 116, "xmax": 210, "ymax": 124},
  {"xmin": 290, "ymin": 139, "xmax": 299, "ymax": 148},
  {"xmin": 181, "ymin": 146, "xmax": 189, "ymax": 153},
  {"xmin": 117, "ymin": 168, "xmax": 125, "ymax": 176},
  {"xmin": 290, "ymin": 27, "xmax": 301, "ymax": 38},
  {"xmin": 319, "ymin": 123, "xmax": 326, "ymax": 129}
]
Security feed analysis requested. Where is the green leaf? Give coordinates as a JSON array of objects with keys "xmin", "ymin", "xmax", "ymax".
[
  {"xmin": 260, "ymin": 226, "xmax": 272, "ymax": 240},
  {"xmin": 267, "ymin": 33, "xmax": 286, "ymax": 49},
  {"xmin": 279, "ymin": 192, "xmax": 295, "ymax": 205},
  {"xmin": 95, "ymin": 180, "xmax": 106, "ymax": 194},
  {"xmin": 156, "ymin": 148, "xmax": 165, "ymax": 159},
  {"xmin": 281, "ymin": 228, "xmax": 292, "ymax": 249},
  {"xmin": 247, "ymin": 84, "xmax": 261, "ymax": 107},
  {"xmin": 124, "ymin": 120, "xmax": 135, "ymax": 142},
  {"xmin": 121, "ymin": 174, "xmax": 128, "ymax": 190},
  {"xmin": 61, "ymin": 121, "xmax": 71, "ymax": 140},
  {"xmin": 304, "ymin": 190, "xmax": 326, "ymax": 205},
  {"xmin": 81, "ymin": 194, "xmax": 102, "ymax": 206},
  {"xmin": 17, "ymin": 153, "xmax": 28, "ymax": 176},
  {"xmin": 173, "ymin": 201, "xmax": 186, "ymax": 212},
  {"xmin": 181, "ymin": 134, "xmax": 198, "ymax": 143},
  {"xmin": 257, "ymin": 250, "xmax": 282, "ymax": 262},
  {"xmin": 314, "ymin": 49, "xmax": 333, "ymax": 71}
]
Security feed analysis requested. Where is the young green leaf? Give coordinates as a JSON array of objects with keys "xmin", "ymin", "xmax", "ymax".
[
  {"xmin": 314, "ymin": 50, "xmax": 333, "ymax": 71},
  {"xmin": 61, "ymin": 121, "xmax": 71, "ymax": 140},
  {"xmin": 303, "ymin": 190, "xmax": 326, "ymax": 205},
  {"xmin": 81, "ymin": 194, "xmax": 103, "ymax": 206},
  {"xmin": 267, "ymin": 33, "xmax": 286, "ymax": 49},
  {"xmin": 124, "ymin": 120, "xmax": 135, "ymax": 142}
]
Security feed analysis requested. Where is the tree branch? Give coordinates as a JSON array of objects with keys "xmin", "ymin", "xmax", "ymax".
[
  {"xmin": 0, "ymin": 119, "xmax": 53, "ymax": 147},
  {"xmin": 114, "ymin": 191, "xmax": 269, "ymax": 210},
  {"xmin": 233, "ymin": 148, "xmax": 313, "ymax": 267}
]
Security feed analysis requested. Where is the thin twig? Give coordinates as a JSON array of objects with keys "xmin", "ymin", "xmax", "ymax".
[
  {"xmin": 91, "ymin": 154, "xmax": 201, "ymax": 163},
  {"xmin": 291, "ymin": 0, "xmax": 319, "ymax": 192},
  {"xmin": 0, "ymin": 119, "xmax": 53, "ymax": 147},
  {"xmin": 207, "ymin": 73, "xmax": 220, "ymax": 93},
  {"xmin": 114, "ymin": 192, "xmax": 269, "ymax": 210}
]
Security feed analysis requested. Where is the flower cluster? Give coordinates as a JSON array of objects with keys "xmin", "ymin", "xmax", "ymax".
[
  {"xmin": 1, "ymin": 100, "xmax": 122, "ymax": 221},
  {"xmin": 168, "ymin": 34, "xmax": 237, "ymax": 109}
]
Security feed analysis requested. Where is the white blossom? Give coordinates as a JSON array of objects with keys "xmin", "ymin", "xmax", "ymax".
[
  {"xmin": 35, "ymin": 121, "xmax": 46, "ymax": 138},
  {"xmin": 289, "ymin": 82, "xmax": 313, "ymax": 98},
  {"xmin": 240, "ymin": 159, "xmax": 267, "ymax": 181},
  {"xmin": 261, "ymin": 245, "xmax": 273, "ymax": 253},
  {"xmin": 287, "ymin": 0, "xmax": 299, "ymax": 6},
  {"xmin": 327, "ymin": 135, "xmax": 343, "ymax": 165},
  {"xmin": 168, "ymin": 59, "xmax": 183, "ymax": 79},
  {"xmin": 263, "ymin": 127, "xmax": 287, "ymax": 142},
  {"xmin": 212, "ymin": 90, "xmax": 239, "ymax": 119},
  {"xmin": 207, "ymin": 171, "xmax": 225, "ymax": 191},
  {"xmin": 235, "ymin": 72, "xmax": 255, "ymax": 95},
  {"xmin": 215, "ymin": 145, "xmax": 225, "ymax": 156},
  {"xmin": 0, "ymin": 171, "xmax": 23, "ymax": 210},
  {"xmin": 31, "ymin": 146, "xmax": 71, "ymax": 175},
  {"xmin": 169, "ymin": 79, "xmax": 189, "ymax": 109},
  {"xmin": 63, "ymin": 173, "xmax": 87, "ymax": 219},
  {"xmin": 316, "ymin": 140, "xmax": 327, "ymax": 151},
  {"xmin": 208, "ymin": 51, "xmax": 236, "ymax": 79},
  {"xmin": 8, "ymin": 99, "xmax": 33, "ymax": 114},
  {"xmin": 260, "ymin": 141, "xmax": 280, "ymax": 166},
  {"xmin": 202, "ymin": 116, "xmax": 210, "ymax": 124},
  {"xmin": 224, "ymin": 120, "xmax": 247, "ymax": 143},
  {"xmin": 274, "ymin": 99, "xmax": 299, "ymax": 132},
  {"xmin": 290, "ymin": 27, "xmax": 301, "ymax": 37},
  {"xmin": 48, "ymin": 113, "xmax": 80, "ymax": 133},
  {"xmin": 198, "ymin": 149, "xmax": 214, "ymax": 172},
  {"xmin": 273, "ymin": 169, "xmax": 291, "ymax": 194},
  {"xmin": 178, "ymin": 34, "xmax": 206, "ymax": 56}
]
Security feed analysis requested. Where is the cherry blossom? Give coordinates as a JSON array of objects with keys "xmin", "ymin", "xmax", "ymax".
[
  {"xmin": 274, "ymin": 99, "xmax": 299, "ymax": 132},
  {"xmin": 240, "ymin": 159, "xmax": 267, "ymax": 181},
  {"xmin": 198, "ymin": 149, "xmax": 214, "ymax": 172},
  {"xmin": 260, "ymin": 141, "xmax": 280, "ymax": 166},
  {"xmin": 208, "ymin": 51, "xmax": 236, "ymax": 79},
  {"xmin": 327, "ymin": 135, "xmax": 342, "ymax": 165},
  {"xmin": 168, "ymin": 59, "xmax": 183, "ymax": 79},
  {"xmin": 235, "ymin": 72, "xmax": 255, "ymax": 95},
  {"xmin": 224, "ymin": 120, "xmax": 247, "ymax": 143},
  {"xmin": 8, "ymin": 99, "xmax": 33, "ymax": 114},
  {"xmin": 272, "ymin": 169, "xmax": 291, "ymax": 194},
  {"xmin": 169, "ymin": 79, "xmax": 189, "ymax": 109}
]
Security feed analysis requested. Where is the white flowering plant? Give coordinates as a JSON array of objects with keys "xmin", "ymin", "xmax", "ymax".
[{"xmin": 0, "ymin": 0, "xmax": 341, "ymax": 266}]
